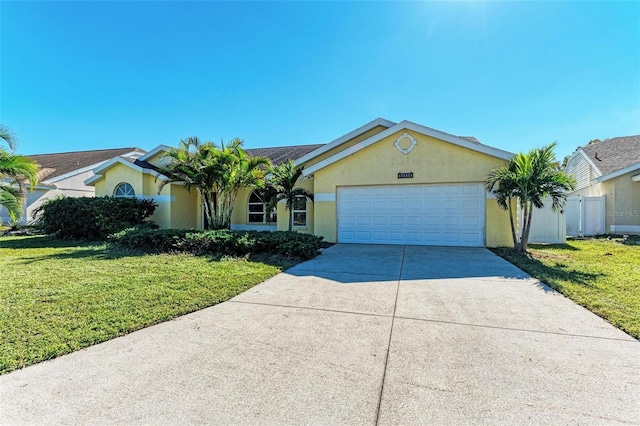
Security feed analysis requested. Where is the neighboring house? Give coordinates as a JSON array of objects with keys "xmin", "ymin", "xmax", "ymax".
[
  {"xmin": 86, "ymin": 118, "xmax": 517, "ymax": 247},
  {"xmin": 0, "ymin": 147, "xmax": 145, "ymax": 225},
  {"xmin": 565, "ymin": 136, "xmax": 640, "ymax": 234}
]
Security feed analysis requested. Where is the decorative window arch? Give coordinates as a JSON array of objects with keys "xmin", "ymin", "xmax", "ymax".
[
  {"xmin": 113, "ymin": 182, "xmax": 135, "ymax": 198},
  {"xmin": 248, "ymin": 190, "xmax": 276, "ymax": 224}
]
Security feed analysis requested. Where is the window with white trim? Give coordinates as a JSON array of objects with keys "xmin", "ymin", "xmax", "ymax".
[
  {"xmin": 113, "ymin": 182, "xmax": 135, "ymax": 198},
  {"xmin": 292, "ymin": 195, "xmax": 307, "ymax": 227},
  {"xmin": 248, "ymin": 191, "xmax": 276, "ymax": 224}
]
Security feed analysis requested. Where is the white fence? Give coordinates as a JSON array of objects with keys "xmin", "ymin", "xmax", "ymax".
[
  {"xmin": 565, "ymin": 195, "xmax": 605, "ymax": 237},
  {"xmin": 522, "ymin": 198, "xmax": 566, "ymax": 244}
]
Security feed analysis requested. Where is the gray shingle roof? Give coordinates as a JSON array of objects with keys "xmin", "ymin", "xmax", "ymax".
[
  {"xmin": 581, "ymin": 135, "xmax": 640, "ymax": 176},
  {"xmin": 245, "ymin": 144, "xmax": 325, "ymax": 165},
  {"xmin": 29, "ymin": 148, "xmax": 145, "ymax": 181},
  {"xmin": 126, "ymin": 144, "xmax": 326, "ymax": 172}
]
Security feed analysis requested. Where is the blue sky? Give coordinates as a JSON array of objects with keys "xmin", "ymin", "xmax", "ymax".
[{"xmin": 2, "ymin": 1, "xmax": 639, "ymax": 160}]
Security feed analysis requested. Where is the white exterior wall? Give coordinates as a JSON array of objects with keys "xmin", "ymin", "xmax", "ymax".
[
  {"xmin": 1, "ymin": 170, "xmax": 97, "ymax": 225},
  {"xmin": 26, "ymin": 171, "xmax": 97, "ymax": 224},
  {"xmin": 51, "ymin": 170, "xmax": 97, "ymax": 192},
  {"xmin": 566, "ymin": 152, "xmax": 595, "ymax": 193}
]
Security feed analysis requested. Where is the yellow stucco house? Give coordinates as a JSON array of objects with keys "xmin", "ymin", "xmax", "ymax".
[{"xmin": 86, "ymin": 118, "xmax": 516, "ymax": 247}]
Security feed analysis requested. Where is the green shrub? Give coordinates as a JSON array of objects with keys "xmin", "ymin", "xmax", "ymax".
[
  {"xmin": 34, "ymin": 196, "xmax": 157, "ymax": 240},
  {"xmin": 110, "ymin": 228, "xmax": 324, "ymax": 260}
]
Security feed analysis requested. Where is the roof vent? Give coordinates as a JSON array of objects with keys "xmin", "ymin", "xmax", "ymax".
[{"xmin": 595, "ymin": 153, "xmax": 601, "ymax": 161}]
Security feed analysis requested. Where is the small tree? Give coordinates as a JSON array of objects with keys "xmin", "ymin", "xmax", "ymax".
[
  {"xmin": 486, "ymin": 143, "xmax": 576, "ymax": 253},
  {"xmin": 157, "ymin": 137, "xmax": 269, "ymax": 230},
  {"xmin": 262, "ymin": 160, "xmax": 313, "ymax": 231}
]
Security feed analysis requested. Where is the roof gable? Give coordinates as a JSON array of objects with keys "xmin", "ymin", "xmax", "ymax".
[
  {"xmin": 294, "ymin": 117, "xmax": 396, "ymax": 166},
  {"xmin": 138, "ymin": 145, "xmax": 172, "ymax": 164},
  {"xmin": 302, "ymin": 120, "xmax": 513, "ymax": 176},
  {"xmin": 84, "ymin": 156, "xmax": 167, "ymax": 186}
]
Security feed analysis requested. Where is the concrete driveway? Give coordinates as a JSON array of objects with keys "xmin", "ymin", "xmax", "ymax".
[{"xmin": 1, "ymin": 244, "xmax": 638, "ymax": 425}]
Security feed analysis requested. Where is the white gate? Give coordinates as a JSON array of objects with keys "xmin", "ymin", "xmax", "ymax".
[{"xmin": 565, "ymin": 195, "xmax": 605, "ymax": 237}]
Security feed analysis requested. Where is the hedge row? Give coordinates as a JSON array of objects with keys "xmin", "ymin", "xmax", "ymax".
[
  {"xmin": 110, "ymin": 228, "xmax": 324, "ymax": 259},
  {"xmin": 34, "ymin": 196, "xmax": 157, "ymax": 240}
]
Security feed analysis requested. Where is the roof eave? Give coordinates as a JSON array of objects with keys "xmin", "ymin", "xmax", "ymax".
[
  {"xmin": 138, "ymin": 145, "xmax": 173, "ymax": 162},
  {"xmin": 25, "ymin": 183, "xmax": 57, "ymax": 190},
  {"xmin": 84, "ymin": 157, "xmax": 168, "ymax": 186},
  {"xmin": 294, "ymin": 117, "xmax": 396, "ymax": 166},
  {"xmin": 596, "ymin": 162, "xmax": 640, "ymax": 182},
  {"xmin": 43, "ymin": 160, "xmax": 111, "ymax": 184},
  {"xmin": 303, "ymin": 120, "xmax": 514, "ymax": 176}
]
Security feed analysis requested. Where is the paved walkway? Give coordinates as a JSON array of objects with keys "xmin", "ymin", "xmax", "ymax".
[{"xmin": 1, "ymin": 245, "xmax": 638, "ymax": 425}]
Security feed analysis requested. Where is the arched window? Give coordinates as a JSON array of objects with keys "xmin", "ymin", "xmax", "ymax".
[
  {"xmin": 113, "ymin": 182, "xmax": 135, "ymax": 198},
  {"xmin": 248, "ymin": 191, "xmax": 276, "ymax": 224}
]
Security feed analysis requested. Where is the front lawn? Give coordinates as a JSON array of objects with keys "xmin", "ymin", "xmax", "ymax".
[
  {"xmin": 0, "ymin": 236, "xmax": 294, "ymax": 374},
  {"xmin": 493, "ymin": 236, "xmax": 640, "ymax": 339}
]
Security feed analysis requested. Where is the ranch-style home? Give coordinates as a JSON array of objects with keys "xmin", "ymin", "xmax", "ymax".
[{"xmin": 86, "ymin": 118, "xmax": 517, "ymax": 247}]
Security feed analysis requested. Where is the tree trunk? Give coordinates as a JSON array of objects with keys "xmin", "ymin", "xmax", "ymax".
[
  {"xmin": 507, "ymin": 197, "xmax": 518, "ymax": 251},
  {"xmin": 521, "ymin": 203, "xmax": 534, "ymax": 253},
  {"xmin": 287, "ymin": 198, "xmax": 294, "ymax": 231},
  {"xmin": 202, "ymin": 192, "xmax": 213, "ymax": 230},
  {"xmin": 519, "ymin": 203, "xmax": 529, "ymax": 253}
]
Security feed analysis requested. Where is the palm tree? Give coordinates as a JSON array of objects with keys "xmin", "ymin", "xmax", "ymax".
[
  {"xmin": 0, "ymin": 127, "xmax": 39, "ymax": 223},
  {"xmin": 0, "ymin": 125, "xmax": 18, "ymax": 151},
  {"xmin": 212, "ymin": 138, "xmax": 270, "ymax": 229},
  {"xmin": 486, "ymin": 143, "xmax": 576, "ymax": 253},
  {"xmin": 263, "ymin": 160, "xmax": 313, "ymax": 231},
  {"xmin": 157, "ymin": 137, "xmax": 269, "ymax": 230}
]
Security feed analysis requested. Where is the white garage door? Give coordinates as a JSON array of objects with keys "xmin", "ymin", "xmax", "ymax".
[{"xmin": 337, "ymin": 184, "xmax": 485, "ymax": 246}]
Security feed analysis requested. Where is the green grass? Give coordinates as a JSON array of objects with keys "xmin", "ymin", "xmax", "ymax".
[
  {"xmin": 492, "ymin": 236, "xmax": 640, "ymax": 340},
  {"xmin": 0, "ymin": 236, "xmax": 296, "ymax": 374}
]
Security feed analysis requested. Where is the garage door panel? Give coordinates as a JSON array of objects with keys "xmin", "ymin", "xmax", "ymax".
[
  {"xmin": 339, "ymin": 230, "xmax": 355, "ymax": 242},
  {"xmin": 389, "ymin": 216, "xmax": 404, "ymax": 225},
  {"xmin": 406, "ymin": 232, "xmax": 423, "ymax": 242},
  {"xmin": 372, "ymin": 216, "xmax": 387, "ymax": 226},
  {"xmin": 406, "ymin": 200, "xmax": 422, "ymax": 210},
  {"xmin": 463, "ymin": 199, "xmax": 481, "ymax": 209},
  {"xmin": 443, "ymin": 200, "xmax": 460, "ymax": 210},
  {"xmin": 337, "ymin": 184, "xmax": 485, "ymax": 247},
  {"xmin": 372, "ymin": 231, "xmax": 388, "ymax": 241},
  {"xmin": 357, "ymin": 216, "xmax": 371, "ymax": 226},
  {"xmin": 389, "ymin": 232, "xmax": 404, "ymax": 242},
  {"xmin": 463, "ymin": 184, "xmax": 482, "ymax": 195},
  {"xmin": 356, "ymin": 230, "xmax": 371, "ymax": 240},
  {"xmin": 407, "ymin": 216, "xmax": 422, "ymax": 226},
  {"xmin": 463, "ymin": 216, "xmax": 480, "ymax": 226},
  {"xmin": 463, "ymin": 233, "xmax": 483, "ymax": 243},
  {"xmin": 443, "ymin": 186, "xmax": 461, "ymax": 195},
  {"xmin": 443, "ymin": 216, "xmax": 458, "ymax": 225}
]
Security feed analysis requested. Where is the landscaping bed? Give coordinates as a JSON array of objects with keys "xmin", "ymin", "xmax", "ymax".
[
  {"xmin": 110, "ymin": 227, "xmax": 324, "ymax": 260},
  {"xmin": 492, "ymin": 236, "xmax": 640, "ymax": 340},
  {"xmin": 0, "ymin": 236, "xmax": 301, "ymax": 374}
]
